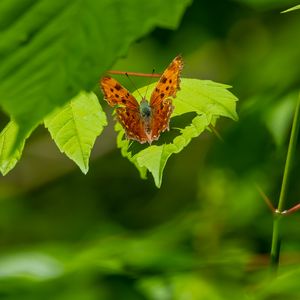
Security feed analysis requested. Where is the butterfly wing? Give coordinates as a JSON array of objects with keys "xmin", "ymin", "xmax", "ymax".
[
  {"xmin": 100, "ymin": 76, "xmax": 149, "ymax": 143},
  {"xmin": 150, "ymin": 55, "xmax": 183, "ymax": 107},
  {"xmin": 149, "ymin": 99, "xmax": 174, "ymax": 141},
  {"xmin": 149, "ymin": 55, "xmax": 183, "ymax": 140},
  {"xmin": 116, "ymin": 107, "xmax": 150, "ymax": 144},
  {"xmin": 100, "ymin": 76, "xmax": 139, "ymax": 109}
]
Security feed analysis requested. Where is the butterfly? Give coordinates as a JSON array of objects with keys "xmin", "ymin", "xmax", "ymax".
[{"xmin": 100, "ymin": 55, "xmax": 183, "ymax": 144}]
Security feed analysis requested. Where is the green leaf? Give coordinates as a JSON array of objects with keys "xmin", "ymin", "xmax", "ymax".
[
  {"xmin": 0, "ymin": 0, "xmax": 191, "ymax": 143},
  {"xmin": 0, "ymin": 120, "xmax": 33, "ymax": 175},
  {"xmin": 44, "ymin": 91, "xmax": 107, "ymax": 174},
  {"xmin": 282, "ymin": 5, "xmax": 300, "ymax": 13},
  {"xmin": 116, "ymin": 78, "xmax": 238, "ymax": 187},
  {"xmin": 0, "ymin": 252, "xmax": 63, "ymax": 280},
  {"xmin": 172, "ymin": 79, "xmax": 238, "ymax": 120}
]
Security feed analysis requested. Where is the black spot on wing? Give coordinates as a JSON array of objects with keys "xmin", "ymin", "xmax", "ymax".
[
  {"xmin": 115, "ymin": 84, "xmax": 122, "ymax": 90},
  {"xmin": 160, "ymin": 76, "xmax": 167, "ymax": 83}
]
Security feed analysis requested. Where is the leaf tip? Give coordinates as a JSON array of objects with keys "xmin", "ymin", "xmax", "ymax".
[
  {"xmin": 154, "ymin": 181, "xmax": 162, "ymax": 188},
  {"xmin": 79, "ymin": 164, "xmax": 89, "ymax": 175},
  {"xmin": 0, "ymin": 169, "xmax": 7, "ymax": 176},
  {"xmin": 281, "ymin": 5, "xmax": 300, "ymax": 13}
]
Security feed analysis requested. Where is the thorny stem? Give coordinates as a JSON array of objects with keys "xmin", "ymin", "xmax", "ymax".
[{"xmin": 270, "ymin": 93, "xmax": 300, "ymax": 272}]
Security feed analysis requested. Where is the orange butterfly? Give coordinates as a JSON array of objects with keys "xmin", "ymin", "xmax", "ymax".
[{"xmin": 100, "ymin": 55, "xmax": 183, "ymax": 144}]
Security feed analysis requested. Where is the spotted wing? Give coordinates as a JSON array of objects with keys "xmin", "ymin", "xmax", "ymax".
[
  {"xmin": 100, "ymin": 76, "xmax": 139, "ymax": 110},
  {"xmin": 150, "ymin": 99, "xmax": 174, "ymax": 141},
  {"xmin": 149, "ymin": 55, "xmax": 182, "ymax": 141},
  {"xmin": 150, "ymin": 55, "xmax": 183, "ymax": 107},
  {"xmin": 116, "ymin": 107, "xmax": 150, "ymax": 144}
]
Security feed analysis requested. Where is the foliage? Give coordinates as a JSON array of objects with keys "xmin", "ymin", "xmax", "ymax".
[
  {"xmin": 0, "ymin": 0, "xmax": 193, "ymax": 177},
  {"xmin": 1, "ymin": 0, "xmax": 300, "ymax": 300},
  {"xmin": 0, "ymin": 78, "xmax": 237, "ymax": 180}
]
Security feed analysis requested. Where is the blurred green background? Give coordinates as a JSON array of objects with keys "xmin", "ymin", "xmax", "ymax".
[{"xmin": 1, "ymin": 0, "xmax": 300, "ymax": 299}]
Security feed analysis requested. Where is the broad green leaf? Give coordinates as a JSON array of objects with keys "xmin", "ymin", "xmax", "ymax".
[
  {"xmin": 44, "ymin": 91, "xmax": 107, "ymax": 174},
  {"xmin": 0, "ymin": 120, "xmax": 33, "ymax": 175},
  {"xmin": 282, "ymin": 5, "xmax": 300, "ymax": 13},
  {"xmin": 116, "ymin": 78, "xmax": 238, "ymax": 187},
  {"xmin": 0, "ymin": 0, "xmax": 191, "ymax": 144},
  {"xmin": 172, "ymin": 79, "xmax": 238, "ymax": 120}
]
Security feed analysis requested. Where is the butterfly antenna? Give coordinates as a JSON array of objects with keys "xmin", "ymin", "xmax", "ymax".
[{"xmin": 125, "ymin": 73, "xmax": 143, "ymax": 99}]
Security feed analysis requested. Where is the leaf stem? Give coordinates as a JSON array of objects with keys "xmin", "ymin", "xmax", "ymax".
[{"xmin": 270, "ymin": 92, "xmax": 300, "ymax": 270}]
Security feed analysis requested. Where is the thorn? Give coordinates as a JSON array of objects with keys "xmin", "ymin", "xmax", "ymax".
[
  {"xmin": 284, "ymin": 203, "xmax": 300, "ymax": 215},
  {"xmin": 208, "ymin": 124, "xmax": 224, "ymax": 142},
  {"xmin": 255, "ymin": 184, "xmax": 276, "ymax": 213}
]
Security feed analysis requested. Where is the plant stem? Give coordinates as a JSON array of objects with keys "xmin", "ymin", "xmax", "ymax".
[
  {"xmin": 270, "ymin": 214, "xmax": 281, "ymax": 271},
  {"xmin": 270, "ymin": 92, "xmax": 300, "ymax": 270},
  {"xmin": 277, "ymin": 94, "xmax": 300, "ymax": 212},
  {"xmin": 108, "ymin": 70, "xmax": 161, "ymax": 77}
]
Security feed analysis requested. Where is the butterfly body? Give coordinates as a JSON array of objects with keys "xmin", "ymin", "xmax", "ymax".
[
  {"xmin": 140, "ymin": 98, "xmax": 152, "ymax": 119},
  {"xmin": 139, "ymin": 99, "xmax": 152, "ymax": 139},
  {"xmin": 100, "ymin": 55, "xmax": 183, "ymax": 144}
]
